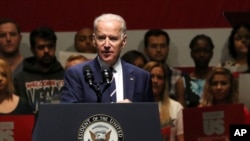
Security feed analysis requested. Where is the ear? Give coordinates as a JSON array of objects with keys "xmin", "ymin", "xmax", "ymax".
[
  {"xmin": 121, "ymin": 35, "xmax": 127, "ymax": 49},
  {"xmin": 92, "ymin": 33, "xmax": 97, "ymax": 47}
]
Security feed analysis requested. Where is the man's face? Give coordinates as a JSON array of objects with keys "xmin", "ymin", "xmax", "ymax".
[
  {"xmin": 32, "ymin": 38, "xmax": 56, "ymax": 66},
  {"xmin": 0, "ymin": 22, "xmax": 22, "ymax": 56},
  {"xmin": 93, "ymin": 20, "xmax": 127, "ymax": 66},
  {"xmin": 144, "ymin": 35, "xmax": 169, "ymax": 63},
  {"xmin": 75, "ymin": 28, "xmax": 96, "ymax": 53}
]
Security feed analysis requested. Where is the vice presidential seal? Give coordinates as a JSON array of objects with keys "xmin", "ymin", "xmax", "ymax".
[{"xmin": 77, "ymin": 114, "xmax": 124, "ymax": 141}]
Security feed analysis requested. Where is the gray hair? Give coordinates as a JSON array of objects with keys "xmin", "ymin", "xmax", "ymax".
[{"xmin": 93, "ymin": 13, "xmax": 127, "ymax": 36}]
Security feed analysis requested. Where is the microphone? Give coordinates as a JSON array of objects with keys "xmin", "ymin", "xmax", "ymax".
[
  {"xmin": 83, "ymin": 65, "xmax": 95, "ymax": 86},
  {"xmin": 102, "ymin": 66, "xmax": 113, "ymax": 85}
]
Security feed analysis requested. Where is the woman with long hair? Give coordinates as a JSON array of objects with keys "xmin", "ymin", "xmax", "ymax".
[
  {"xmin": 0, "ymin": 58, "xmax": 32, "ymax": 114},
  {"xmin": 144, "ymin": 61, "xmax": 184, "ymax": 141},
  {"xmin": 199, "ymin": 67, "xmax": 250, "ymax": 123}
]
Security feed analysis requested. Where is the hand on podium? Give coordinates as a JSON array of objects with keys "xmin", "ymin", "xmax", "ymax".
[{"xmin": 117, "ymin": 99, "xmax": 132, "ymax": 103}]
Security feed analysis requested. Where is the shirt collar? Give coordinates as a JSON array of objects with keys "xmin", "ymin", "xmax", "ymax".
[{"xmin": 97, "ymin": 56, "xmax": 122, "ymax": 72}]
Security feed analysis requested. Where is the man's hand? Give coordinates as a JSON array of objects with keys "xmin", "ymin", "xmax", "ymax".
[{"xmin": 116, "ymin": 99, "xmax": 132, "ymax": 103}]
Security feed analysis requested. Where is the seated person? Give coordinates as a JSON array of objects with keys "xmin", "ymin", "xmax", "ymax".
[
  {"xmin": 218, "ymin": 24, "xmax": 250, "ymax": 73},
  {"xmin": 65, "ymin": 54, "xmax": 88, "ymax": 69},
  {"xmin": 66, "ymin": 27, "xmax": 97, "ymax": 53},
  {"xmin": 179, "ymin": 34, "xmax": 214, "ymax": 107},
  {"xmin": 0, "ymin": 58, "xmax": 32, "ymax": 114},
  {"xmin": 144, "ymin": 29, "xmax": 183, "ymax": 100},
  {"xmin": 144, "ymin": 61, "xmax": 184, "ymax": 141},
  {"xmin": 199, "ymin": 67, "xmax": 250, "ymax": 124},
  {"xmin": 121, "ymin": 50, "xmax": 147, "ymax": 68}
]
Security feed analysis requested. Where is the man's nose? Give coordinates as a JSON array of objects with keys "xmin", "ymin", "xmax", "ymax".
[
  {"xmin": 6, "ymin": 34, "xmax": 11, "ymax": 41},
  {"xmin": 86, "ymin": 37, "xmax": 91, "ymax": 43},
  {"xmin": 104, "ymin": 38, "xmax": 111, "ymax": 47},
  {"xmin": 43, "ymin": 46, "xmax": 50, "ymax": 52}
]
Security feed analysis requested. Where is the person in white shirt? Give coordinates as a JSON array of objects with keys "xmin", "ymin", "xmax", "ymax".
[{"xmin": 144, "ymin": 61, "xmax": 184, "ymax": 141}]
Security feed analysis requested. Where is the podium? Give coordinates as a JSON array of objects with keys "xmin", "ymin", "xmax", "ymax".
[{"xmin": 32, "ymin": 103, "xmax": 162, "ymax": 141}]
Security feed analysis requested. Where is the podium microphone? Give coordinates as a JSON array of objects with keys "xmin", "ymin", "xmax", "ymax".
[
  {"xmin": 83, "ymin": 65, "xmax": 95, "ymax": 86},
  {"xmin": 102, "ymin": 66, "xmax": 112, "ymax": 85}
]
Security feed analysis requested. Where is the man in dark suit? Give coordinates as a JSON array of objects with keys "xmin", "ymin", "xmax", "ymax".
[{"xmin": 61, "ymin": 13, "xmax": 154, "ymax": 103}]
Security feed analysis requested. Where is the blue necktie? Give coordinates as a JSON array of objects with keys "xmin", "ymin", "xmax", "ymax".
[{"xmin": 109, "ymin": 68, "xmax": 116, "ymax": 102}]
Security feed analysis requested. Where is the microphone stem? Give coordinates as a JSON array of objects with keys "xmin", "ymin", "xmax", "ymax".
[{"xmin": 96, "ymin": 84, "xmax": 102, "ymax": 103}]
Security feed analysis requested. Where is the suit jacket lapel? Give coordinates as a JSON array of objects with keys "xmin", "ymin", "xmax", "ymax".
[
  {"xmin": 122, "ymin": 61, "xmax": 135, "ymax": 99},
  {"xmin": 92, "ymin": 57, "xmax": 103, "ymax": 82},
  {"xmin": 91, "ymin": 57, "xmax": 109, "ymax": 98}
]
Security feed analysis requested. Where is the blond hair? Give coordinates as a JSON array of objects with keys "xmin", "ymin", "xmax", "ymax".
[
  {"xmin": 143, "ymin": 61, "xmax": 171, "ymax": 125},
  {"xmin": 0, "ymin": 58, "xmax": 15, "ymax": 100},
  {"xmin": 65, "ymin": 54, "xmax": 88, "ymax": 69},
  {"xmin": 200, "ymin": 67, "xmax": 238, "ymax": 106}
]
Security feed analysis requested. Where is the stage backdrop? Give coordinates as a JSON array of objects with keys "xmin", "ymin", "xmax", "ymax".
[{"xmin": 1, "ymin": 0, "xmax": 250, "ymax": 67}]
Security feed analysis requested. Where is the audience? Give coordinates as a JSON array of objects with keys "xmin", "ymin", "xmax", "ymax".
[
  {"xmin": 144, "ymin": 61, "xmax": 184, "ymax": 141},
  {"xmin": 144, "ymin": 29, "xmax": 184, "ymax": 100},
  {"xmin": 121, "ymin": 50, "xmax": 147, "ymax": 68},
  {"xmin": 199, "ymin": 67, "xmax": 250, "ymax": 123},
  {"xmin": 219, "ymin": 24, "xmax": 250, "ymax": 72},
  {"xmin": 14, "ymin": 27, "xmax": 64, "ymax": 113},
  {"xmin": 3, "ymin": 13, "xmax": 250, "ymax": 141},
  {"xmin": 0, "ymin": 58, "xmax": 32, "ymax": 114},
  {"xmin": 0, "ymin": 19, "xmax": 23, "ymax": 78},
  {"xmin": 179, "ymin": 34, "xmax": 214, "ymax": 107},
  {"xmin": 65, "ymin": 54, "xmax": 88, "ymax": 69}
]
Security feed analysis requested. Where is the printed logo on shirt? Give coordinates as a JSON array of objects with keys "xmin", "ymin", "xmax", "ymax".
[{"xmin": 25, "ymin": 79, "xmax": 64, "ymax": 112}]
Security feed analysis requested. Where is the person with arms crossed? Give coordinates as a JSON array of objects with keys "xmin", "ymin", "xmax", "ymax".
[{"xmin": 61, "ymin": 13, "xmax": 154, "ymax": 103}]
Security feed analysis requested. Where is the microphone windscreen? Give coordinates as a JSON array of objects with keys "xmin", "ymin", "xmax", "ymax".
[
  {"xmin": 83, "ymin": 65, "xmax": 94, "ymax": 85},
  {"xmin": 102, "ymin": 66, "xmax": 112, "ymax": 84}
]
